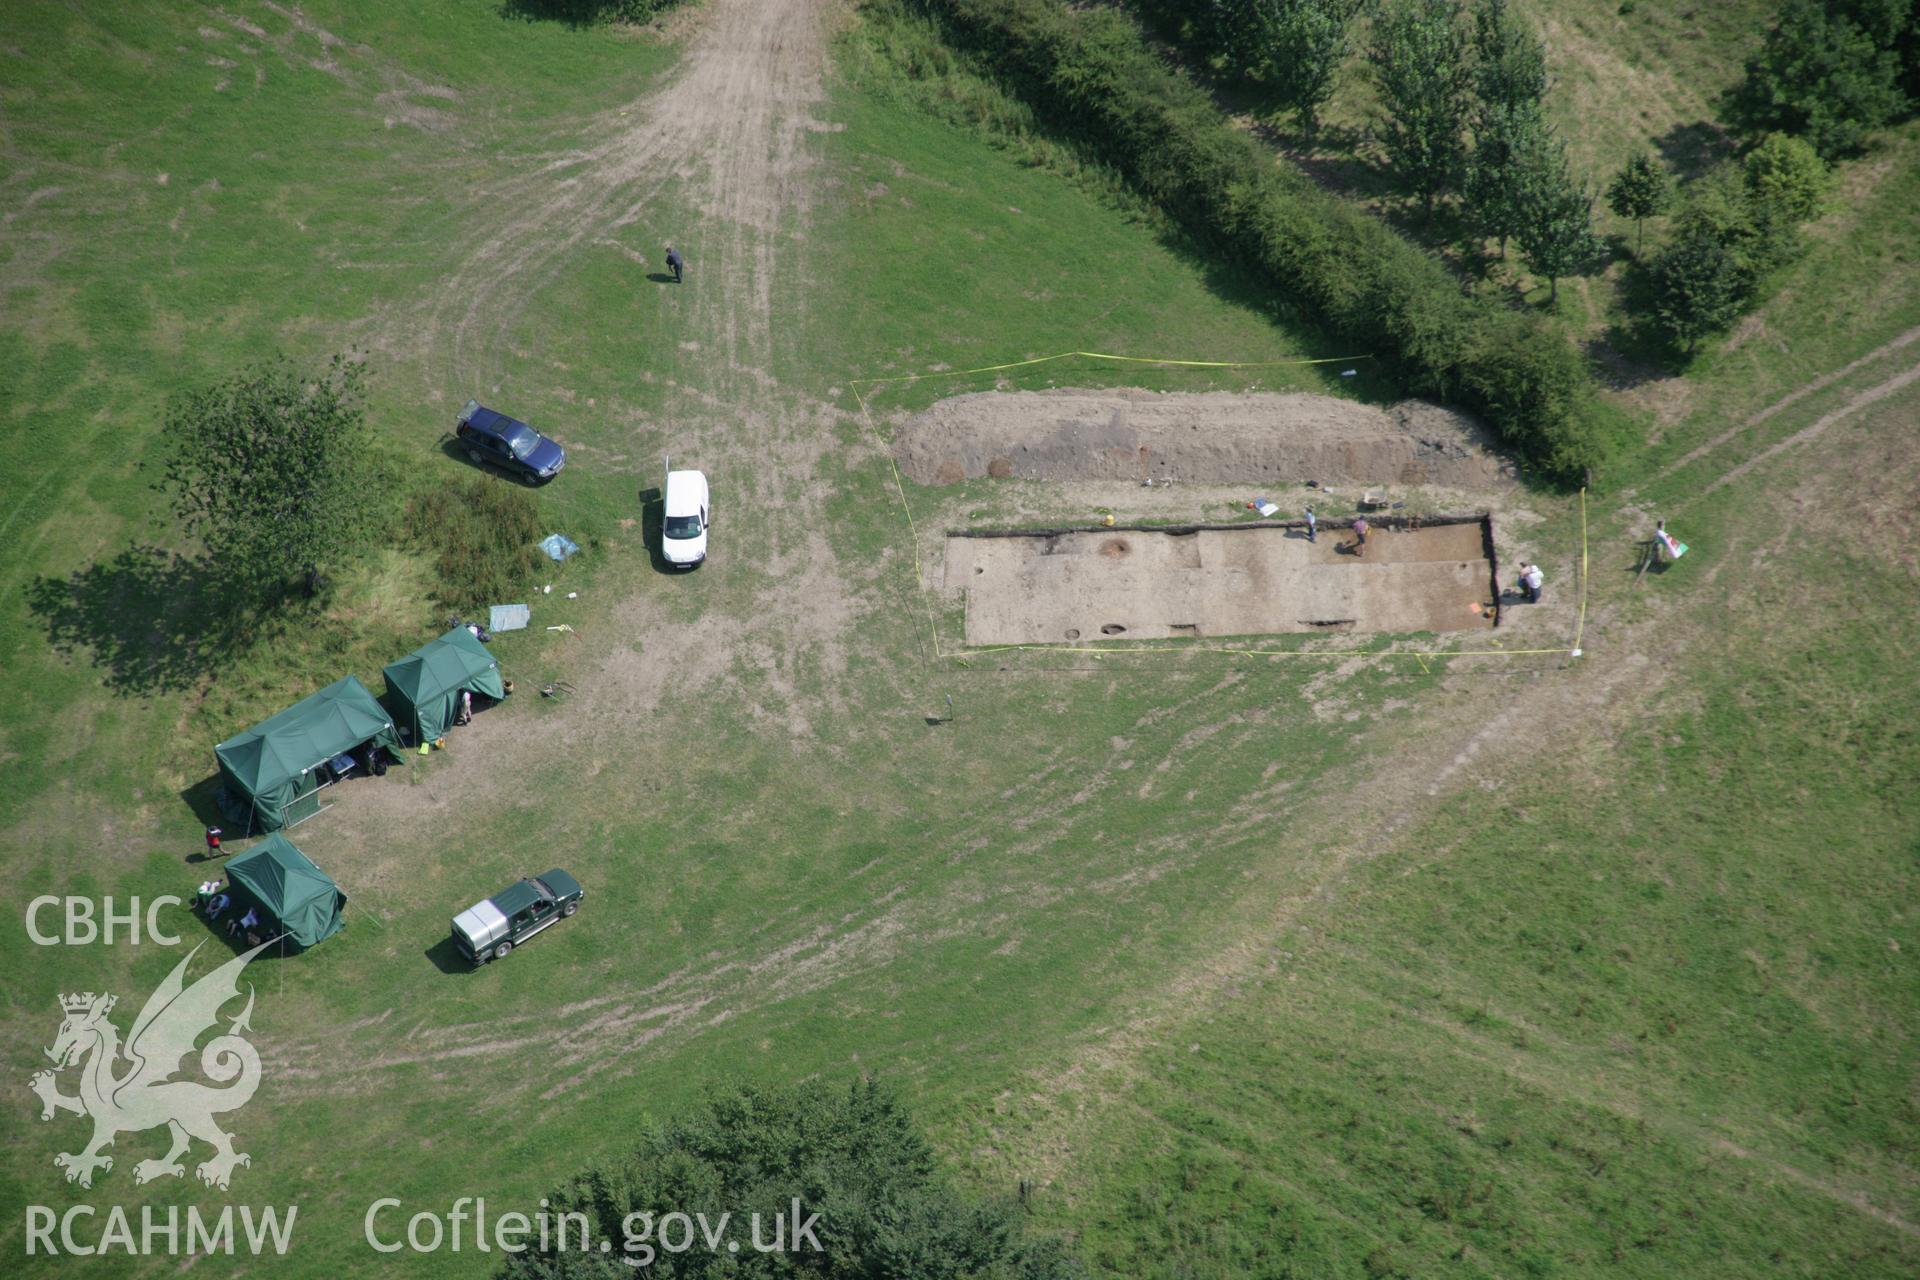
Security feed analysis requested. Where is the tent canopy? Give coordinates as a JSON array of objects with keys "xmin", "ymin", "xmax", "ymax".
[
  {"xmin": 383, "ymin": 627, "xmax": 505, "ymax": 743},
  {"xmin": 223, "ymin": 834, "xmax": 347, "ymax": 948},
  {"xmin": 214, "ymin": 676, "xmax": 402, "ymax": 833}
]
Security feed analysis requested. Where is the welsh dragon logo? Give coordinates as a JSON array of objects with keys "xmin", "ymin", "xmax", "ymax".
[{"xmin": 29, "ymin": 940, "xmax": 269, "ymax": 1191}]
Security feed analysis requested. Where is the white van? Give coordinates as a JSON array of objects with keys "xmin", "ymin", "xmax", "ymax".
[{"xmin": 662, "ymin": 464, "xmax": 709, "ymax": 569}]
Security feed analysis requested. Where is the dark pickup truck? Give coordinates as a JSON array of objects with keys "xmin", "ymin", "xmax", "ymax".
[{"xmin": 451, "ymin": 869, "xmax": 584, "ymax": 964}]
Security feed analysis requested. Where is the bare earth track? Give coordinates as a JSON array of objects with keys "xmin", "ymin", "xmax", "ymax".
[
  {"xmin": 290, "ymin": 0, "xmax": 865, "ymax": 1048},
  {"xmin": 405, "ymin": 0, "xmax": 834, "ymax": 395}
]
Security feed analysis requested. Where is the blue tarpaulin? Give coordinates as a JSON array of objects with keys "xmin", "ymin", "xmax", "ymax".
[
  {"xmin": 539, "ymin": 534, "xmax": 579, "ymax": 562},
  {"xmin": 489, "ymin": 604, "xmax": 531, "ymax": 632}
]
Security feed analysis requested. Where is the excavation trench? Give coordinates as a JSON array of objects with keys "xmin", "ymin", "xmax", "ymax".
[{"xmin": 943, "ymin": 516, "xmax": 1501, "ymax": 646}]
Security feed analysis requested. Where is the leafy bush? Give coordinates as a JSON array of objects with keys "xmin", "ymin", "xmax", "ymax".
[
  {"xmin": 498, "ymin": 1080, "xmax": 1083, "ymax": 1278},
  {"xmin": 1640, "ymin": 157, "xmax": 1817, "ymax": 358},
  {"xmin": 1743, "ymin": 131, "xmax": 1833, "ymax": 222},
  {"xmin": 1671, "ymin": 164, "xmax": 1801, "ymax": 285},
  {"xmin": 1647, "ymin": 231, "xmax": 1747, "ymax": 356},
  {"xmin": 502, "ymin": 0, "xmax": 688, "ymax": 25},
  {"xmin": 404, "ymin": 477, "xmax": 546, "ymax": 610},
  {"xmin": 892, "ymin": 0, "xmax": 1605, "ymax": 480}
]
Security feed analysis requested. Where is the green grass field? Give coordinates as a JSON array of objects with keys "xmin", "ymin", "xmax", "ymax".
[{"xmin": 1, "ymin": 1, "xmax": 1915, "ymax": 1277}]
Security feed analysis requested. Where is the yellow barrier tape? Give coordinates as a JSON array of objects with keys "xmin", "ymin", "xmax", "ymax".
[
  {"xmin": 850, "ymin": 379, "xmax": 943, "ymax": 667},
  {"xmin": 951, "ymin": 643, "xmax": 1580, "ymax": 658},
  {"xmin": 1572, "ymin": 484, "xmax": 1589, "ymax": 655},
  {"xmin": 848, "ymin": 351, "xmax": 1592, "ymax": 669},
  {"xmin": 849, "ymin": 349, "xmax": 1371, "ymax": 394}
]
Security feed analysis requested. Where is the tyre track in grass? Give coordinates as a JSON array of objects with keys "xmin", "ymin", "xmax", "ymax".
[
  {"xmin": 1653, "ymin": 324, "xmax": 1920, "ymax": 484},
  {"xmin": 987, "ymin": 343, "xmax": 1920, "ymax": 1242},
  {"xmin": 408, "ymin": 0, "xmax": 830, "ymax": 403},
  {"xmin": 1698, "ymin": 358, "xmax": 1920, "ymax": 498}
]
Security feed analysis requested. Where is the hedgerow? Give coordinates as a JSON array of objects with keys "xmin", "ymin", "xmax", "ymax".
[{"xmin": 897, "ymin": 0, "xmax": 1606, "ymax": 480}]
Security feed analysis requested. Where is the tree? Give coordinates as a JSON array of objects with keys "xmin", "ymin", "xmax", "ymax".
[
  {"xmin": 1464, "ymin": 101, "xmax": 1547, "ymax": 257},
  {"xmin": 1512, "ymin": 133, "xmax": 1606, "ymax": 303},
  {"xmin": 1470, "ymin": 0, "xmax": 1547, "ymax": 112},
  {"xmin": 1192, "ymin": 0, "xmax": 1262, "ymax": 74},
  {"xmin": 1728, "ymin": 0, "xmax": 1906, "ymax": 157},
  {"xmin": 1605, "ymin": 150, "xmax": 1674, "ymax": 253},
  {"xmin": 1648, "ymin": 230, "xmax": 1748, "ymax": 355},
  {"xmin": 156, "ymin": 355, "xmax": 382, "ymax": 600},
  {"xmin": 1743, "ymin": 130, "xmax": 1833, "ymax": 222},
  {"xmin": 1369, "ymin": 0, "xmax": 1473, "ymax": 218},
  {"xmin": 1673, "ymin": 163, "xmax": 1798, "ymax": 284},
  {"xmin": 1191, "ymin": 1, "xmax": 1361, "ymax": 136},
  {"xmin": 499, "ymin": 1080, "xmax": 1084, "ymax": 1279},
  {"xmin": 1461, "ymin": 0, "xmax": 1550, "ymax": 257},
  {"xmin": 1260, "ymin": 0, "xmax": 1364, "ymax": 141}
]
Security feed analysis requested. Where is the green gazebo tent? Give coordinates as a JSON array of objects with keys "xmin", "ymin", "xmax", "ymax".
[
  {"xmin": 383, "ymin": 627, "xmax": 505, "ymax": 744},
  {"xmin": 214, "ymin": 676, "xmax": 402, "ymax": 834},
  {"xmin": 223, "ymin": 834, "xmax": 346, "ymax": 949}
]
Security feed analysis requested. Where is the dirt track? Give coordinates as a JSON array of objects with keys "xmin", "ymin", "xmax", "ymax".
[
  {"xmin": 336, "ymin": 0, "xmax": 850, "ymax": 834},
  {"xmin": 403, "ymin": 0, "xmax": 831, "ymax": 393},
  {"xmin": 896, "ymin": 388, "xmax": 1516, "ymax": 490}
]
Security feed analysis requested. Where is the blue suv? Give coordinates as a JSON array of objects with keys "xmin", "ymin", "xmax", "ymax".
[{"xmin": 455, "ymin": 400, "xmax": 566, "ymax": 483}]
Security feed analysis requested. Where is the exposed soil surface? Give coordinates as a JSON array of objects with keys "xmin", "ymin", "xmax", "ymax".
[
  {"xmin": 392, "ymin": 0, "xmax": 832, "ymax": 395},
  {"xmin": 946, "ymin": 521, "xmax": 1495, "ymax": 644},
  {"xmin": 330, "ymin": 0, "xmax": 852, "ymax": 827},
  {"xmin": 896, "ymin": 388, "xmax": 1516, "ymax": 490}
]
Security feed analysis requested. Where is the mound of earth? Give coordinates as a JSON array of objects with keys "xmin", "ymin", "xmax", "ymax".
[{"xmin": 895, "ymin": 388, "xmax": 1515, "ymax": 489}]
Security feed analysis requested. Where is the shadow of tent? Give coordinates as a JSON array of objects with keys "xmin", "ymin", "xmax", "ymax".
[
  {"xmin": 180, "ymin": 775, "xmax": 235, "ymax": 835},
  {"xmin": 193, "ymin": 915, "xmax": 299, "ymax": 963}
]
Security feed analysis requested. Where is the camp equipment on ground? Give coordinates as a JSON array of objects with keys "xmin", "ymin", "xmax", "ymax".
[{"xmin": 489, "ymin": 603, "xmax": 531, "ymax": 632}]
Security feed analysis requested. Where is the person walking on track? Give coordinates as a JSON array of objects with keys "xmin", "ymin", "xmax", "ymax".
[{"xmin": 1303, "ymin": 506, "xmax": 1317, "ymax": 543}]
